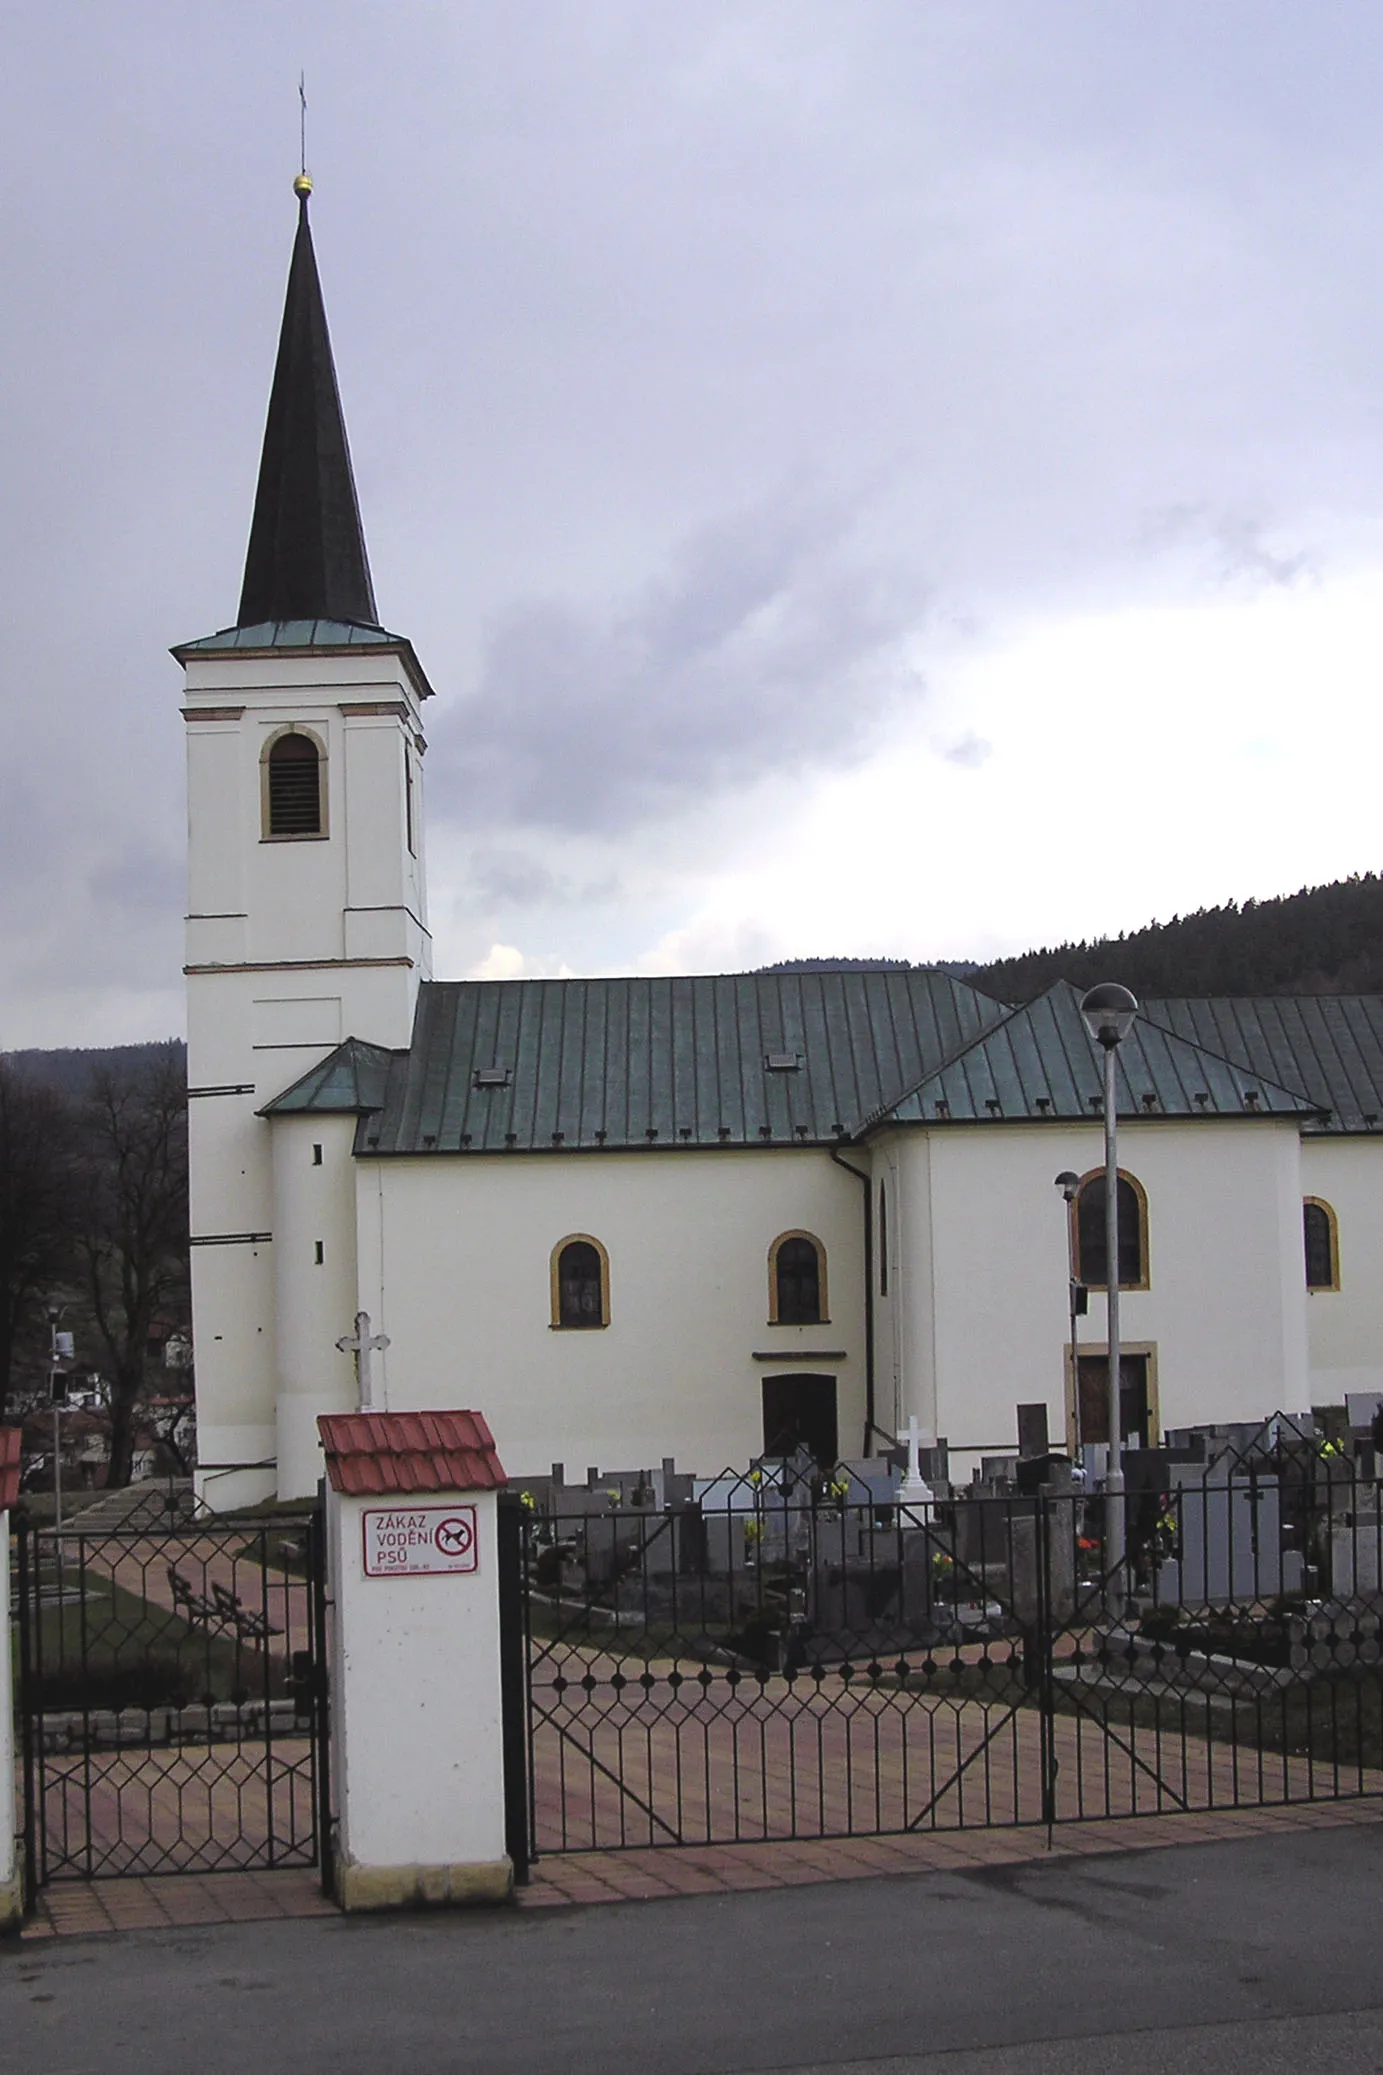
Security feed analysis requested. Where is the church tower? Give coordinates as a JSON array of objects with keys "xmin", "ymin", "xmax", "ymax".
[{"xmin": 176, "ymin": 178, "xmax": 432, "ymax": 1509}]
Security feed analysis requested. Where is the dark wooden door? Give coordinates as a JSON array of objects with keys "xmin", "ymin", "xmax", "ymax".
[
  {"xmin": 761, "ymin": 1374, "xmax": 839, "ymax": 1466},
  {"xmin": 1077, "ymin": 1353, "xmax": 1150, "ymax": 1448}
]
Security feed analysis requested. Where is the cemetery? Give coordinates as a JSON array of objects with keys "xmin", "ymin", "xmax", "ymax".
[{"xmin": 516, "ymin": 1400, "xmax": 1383, "ymax": 1858}]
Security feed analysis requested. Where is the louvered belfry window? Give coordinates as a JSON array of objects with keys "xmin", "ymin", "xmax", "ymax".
[{"xmin": 267, "ymin": 733, "xmax": 323, "ymax": 837}]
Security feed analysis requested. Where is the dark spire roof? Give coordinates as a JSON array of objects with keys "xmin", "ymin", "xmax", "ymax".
[{"xmin": 236, "ymin": 183, "xmax": 379, "ymax": 629}]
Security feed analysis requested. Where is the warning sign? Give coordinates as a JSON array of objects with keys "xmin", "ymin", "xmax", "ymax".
[{"xmin": 362, "ymin": 1503, "xmax": 480, "ymax": 1577}]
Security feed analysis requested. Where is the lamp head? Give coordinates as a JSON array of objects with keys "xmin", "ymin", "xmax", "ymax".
[
  {"xmin": 1079, "ymin": 982, "xmax": 1138, "ymax": 1049},
  {"xmin": 1054, "ymin": 1169, "xmax": 1080, "ymax": 1201}
]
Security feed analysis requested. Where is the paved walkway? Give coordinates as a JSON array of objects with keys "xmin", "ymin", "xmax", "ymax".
[{"xmin": 20, "ymin": 1792, "xmax": 1381, "ymax": 1938}]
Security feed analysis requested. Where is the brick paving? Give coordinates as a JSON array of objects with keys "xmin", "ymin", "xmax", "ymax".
[{"xmin": 20, "ymin": 1796, "xmax": 1381, "ymax": 1937}]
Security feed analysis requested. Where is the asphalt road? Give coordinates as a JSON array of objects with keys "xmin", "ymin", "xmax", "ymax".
[{"xmin": 5, "ymin": 1822, "xmax": 1383, "ymax": 2075}]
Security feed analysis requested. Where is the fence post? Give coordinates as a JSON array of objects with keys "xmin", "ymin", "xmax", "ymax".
[
  {"xmin": 1, "ymin": 1429, "xmax": 22, "ymax": 1931},
  {"xmin": 317, "ymin": 1411, "xmax": 514, "ymax": 1912}
]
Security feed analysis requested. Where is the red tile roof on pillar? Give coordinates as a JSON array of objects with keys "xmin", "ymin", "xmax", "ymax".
[
  {"xmin": 0, "ymin": 1426, "xmax": 21, "ymax": 1510},
  {"xmin": 316, "ymin": 1410, "xmax": 506, "ymax": 1496}
]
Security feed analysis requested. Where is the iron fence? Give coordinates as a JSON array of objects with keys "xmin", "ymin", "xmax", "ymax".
[
  {"xmin": 14, "ymin": 1505, "xmax": 329, "ymax": 1898},
  {"xmin": 517, "ymin": 1416, "xmax": 1383, "ymax": 1856}
]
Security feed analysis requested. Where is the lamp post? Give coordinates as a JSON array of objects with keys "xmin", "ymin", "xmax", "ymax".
[
  {"xmin": 1054, "ymin": 1171, "xmax": 1083, "ymax": 1464},
  {"xmin": 46, "ymin": 1301, "xmax": 65, "ymax": 1538},
  {"xmin": 1079, "ymin": 983, "xmax": 1138, "ymax": 1607}
]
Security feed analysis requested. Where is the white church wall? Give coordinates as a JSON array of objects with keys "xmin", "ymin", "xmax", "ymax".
[
  {"xmin": 337, "ymin": 1146, "xmax": 867, "ymax": 1482},
  {"xmin": 895, "ymin": 1119, "xmax": 1309, "ymax": 1476},
  {"xmin": 273, "ymin": 1115, "xmax": 361, "ymax": 1498},
  {"xmin": 1301, "ymin": 1137, "xmax": 1383, "ymax": 1408}
]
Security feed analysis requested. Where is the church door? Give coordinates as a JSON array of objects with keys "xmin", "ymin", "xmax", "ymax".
[
  {"xmin": 1077, "ymin": 1352, "xmax": 1151, "ymax": 1449},
  {"xmin": 761, "ymin": 1373, "xmax": 839, "ymax": 1466}
]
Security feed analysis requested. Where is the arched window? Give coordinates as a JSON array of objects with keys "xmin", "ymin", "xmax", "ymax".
[
  {"xmin": 550, "ymin": 1235, "xmax": 609, "ymax": 1328},
  {"xmin": 1073, "ymin": 1171, "xmax": 1148, "ymax": 1290},
  {"xmin": 769, "ymin": 1231, "xmax": 828, "ymax": 1325},
  {"xmin": 264, "ymin": 730, "xmax": 325, "ymax": 838},
  {"xmin": 1304, "ymin": 1198, "xmax": 1339, "ymax": 1291}
]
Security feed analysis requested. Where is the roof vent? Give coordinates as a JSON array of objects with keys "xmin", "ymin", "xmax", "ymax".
[
  {"xmin": 935, "ymin": 1099, "xmax": 950, "ymax": 1119},
  {"xmin": 1243, "ymin": 1089, "xmax": 1261, "ymax": 1111},
  {"xmin": 1141, "ymin": 1093, "xmax": 1159, "ymax": 1112},
  {"xmin": 765, "ymin": 1051, "xmax": 802, "ymax": 1072},
  {"xmin": 1194, "ymin": 1091, "xmax": 1210, "ymax": 1110},
  {"xmin": 985, "ymin": 1098, "xmax": 1002, "ymax": 1115},
  {"xmin": 474, "ymin": 1066, "xmax": 510, "ymax": 1088},
  {"xmin": 718, "ymin": 1126, "xmax": 732, "ymax": 1141},
  {"xmin": 1087, "ymin": 1096, "xmax": 1102, "ymax": 1113},
  {"xmin": 1035, "ymin": 1096, "xmax": 1051, "ymax": 1114}
]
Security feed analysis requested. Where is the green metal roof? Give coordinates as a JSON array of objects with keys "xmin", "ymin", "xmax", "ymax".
[
  {"xmin": 260, "ymin": 1037, "xmax": 399, "ymax": 1118},
  {"xmin": 176, "ymin": 619, "xmax": 399, "ymax": 651},
  {"xmin": 876, "ymin": 981, "xmax": 1324, "ymax": 1126},
  {"xmin": 171, "ymin": 618, "xmax": 435, "ymax": 698},
  {"xmin": 1143, "ymin": 996, "xmax": 1383, "ymax": 1135},
  {"xmin": 358, "ymin": 970, "xmax": 1006, "ymax": 1154}
]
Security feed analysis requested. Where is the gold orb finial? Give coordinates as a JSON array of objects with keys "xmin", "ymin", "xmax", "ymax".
[{"xmin": 293, "ymin": 171, "xmax": 313, "ymax": 198}]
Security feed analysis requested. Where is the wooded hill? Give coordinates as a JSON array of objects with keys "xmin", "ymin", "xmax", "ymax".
[
  {"xmin": 767, "ymin": 875, "xmax": 1383, "ymax": 1004},
  {"xmin": 967, "ymin": 875, "xmax": 1383, "ymax": 1004}
]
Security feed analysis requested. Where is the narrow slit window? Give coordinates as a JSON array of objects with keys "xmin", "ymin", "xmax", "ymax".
[
  {"xmin": 266, "ymin": 732, "xmax": 323, "ymax": 837},
  {"xmin": 878, "ymin": 1181, "xmax": 888, "ymax": 1296}
]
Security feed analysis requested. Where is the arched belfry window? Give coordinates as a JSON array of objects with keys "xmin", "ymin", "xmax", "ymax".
[
  {"xmin": 550, "ymin": 1235, "xmax": 610, "ymax": 1329},
  {"xmin": 1304, "ymin": 1198, "xmax": 1339, "ymax": 1292},
  {"xmin": 1073, "ymin": 1171, "xmax": 1148, "ymax": 1290},
  {"xmin": 769, "ymin": 1231, "xmax": 829, "ymax": 1325},
  {"xmin": 263, "ymin": 729, "xmax": 326, "ymax": 839}
]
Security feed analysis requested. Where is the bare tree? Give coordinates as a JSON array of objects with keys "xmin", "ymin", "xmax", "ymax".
[
  {"xmin": 0, "ymin": 1060, "xmax": 76, "ymax": 1420},
  {"xmin": 78, "ymin": 1044, "xmax": 189, "ymax": 1488}
]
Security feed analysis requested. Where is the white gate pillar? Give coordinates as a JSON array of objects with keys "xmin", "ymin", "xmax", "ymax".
[
  {"xmin": 2, "ymin": 1427, "xmax": 22, "ymax": 1932},
  {"xmin": 317, "ymin": 1410, "xmax": 514, "ymax": 1911}
]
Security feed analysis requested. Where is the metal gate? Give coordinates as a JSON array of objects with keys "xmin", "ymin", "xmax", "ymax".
[
  {"xmin": 15, "ymin": 1498, "xmax": 330, "ymax": 1903},
  {"xmin": 518, "ymin": 1430, "xmax": 1383, "ymax": 1858}
]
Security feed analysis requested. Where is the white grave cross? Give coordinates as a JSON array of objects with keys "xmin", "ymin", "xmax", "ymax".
[
  {"xmin": 897, "ymin": 1414, "xmax": 936, "ymax": 1507},
  {"xmin": 336, "ymin": 1311, "xmax": 391, "ymax": 1411}
]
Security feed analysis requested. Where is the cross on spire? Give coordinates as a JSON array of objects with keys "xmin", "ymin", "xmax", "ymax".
[{"xmin": 336, "ymin": 1311, "xmax": 390, "ymax": 1410}]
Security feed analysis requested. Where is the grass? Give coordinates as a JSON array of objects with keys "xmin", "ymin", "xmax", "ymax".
[{"xmin": 14, "ymin": 1567, "xmax": 290, "ymax": 1710}]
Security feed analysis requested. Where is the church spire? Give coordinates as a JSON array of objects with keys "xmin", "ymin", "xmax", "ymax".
[{"xmin": 236, "ymin": 176, "xmax": 379, "ymax": 629}]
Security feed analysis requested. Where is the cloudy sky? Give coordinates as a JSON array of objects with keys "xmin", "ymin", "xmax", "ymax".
[{"xmin": 5, "ymin": 3, "xmax": 1383, "ymax": 1045}]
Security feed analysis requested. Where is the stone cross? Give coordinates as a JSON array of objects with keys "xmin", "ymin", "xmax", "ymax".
[
  {"xmin": 336, "ymin": 1311, "xmax": 391, "ymax": 1411},
  {"xmin": 897, "ymin": 1414, "xmax": 935, "ymax": 1507}
]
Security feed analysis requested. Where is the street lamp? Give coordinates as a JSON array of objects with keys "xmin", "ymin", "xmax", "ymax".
[
  {"xmin": 1054, "ymin": 1171, "xmax": 1084, "ymax": 1463},
  {"xmin": 1079, "ymin": 983, "xmax": 1138, "ymax": 1604}
]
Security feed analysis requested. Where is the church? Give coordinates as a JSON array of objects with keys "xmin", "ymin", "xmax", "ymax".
[{"xmin": 179, "ymin": 183, "xmax": 1383, "ymax": 1511}]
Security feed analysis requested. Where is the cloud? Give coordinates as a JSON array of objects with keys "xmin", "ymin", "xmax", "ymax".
[
  {"xmin": 432, "ymin": 493, "xmax": 922, "ymax": 835},
  {"xmin": 466, "ymin": 847, "xmax": 621, "ymax": 909},
  {"xmin": 467, "ymin": 943, "xmax": 576, "ymax": 981},
  {"xmin": 941, "ymin": 733, "xmax": 992, "ymax": 769},
  {"xmin": 1142, "ymin": 505, "xmax": 1316, "ymax": 591}
]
